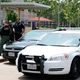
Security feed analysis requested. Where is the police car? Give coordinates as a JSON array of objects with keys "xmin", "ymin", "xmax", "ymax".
[{"xmin": 16, "ymin": 30, "xmax": 80, "ymax": 79}]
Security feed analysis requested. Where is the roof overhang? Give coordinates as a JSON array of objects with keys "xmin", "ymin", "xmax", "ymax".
[
  {"xmin": 0, "ymin": 2, "xmax": 51, "ymax": 10},
  {"xmin": 30, "ymin": 17, "xmax": 53, "ymax": 22}
]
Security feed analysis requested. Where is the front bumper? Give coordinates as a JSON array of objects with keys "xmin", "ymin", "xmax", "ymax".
[
  {"xmin": 3, "ymin": 51, "xmax": 18, "ymax": 60},
  {"xmin": 17, "ymin": 55, "xmax": 71, "ymax": 75},
  {"xmin": 44, "ymin": 60, "xmax": 71, "ymax": 75}
]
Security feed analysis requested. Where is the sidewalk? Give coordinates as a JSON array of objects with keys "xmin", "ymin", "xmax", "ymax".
[{"xmin": 0, "ymin": 56, "xmax": 6, "ymax": 63}]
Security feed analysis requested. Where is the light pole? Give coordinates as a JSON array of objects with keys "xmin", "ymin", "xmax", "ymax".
[
  {"xmin": 57, "ymin": 3, "xmax": 60, "ymax": 27},
  {"xmin": 57, "ymin": 0, "xmax": 61, "ymax": 27},
  {"xmin": 77, "ymin": 8, "xmax": 79, "ymax": 27},
  {"xmin": 78, "ymin": 1, "xmax": 80, "ymax": 27}
]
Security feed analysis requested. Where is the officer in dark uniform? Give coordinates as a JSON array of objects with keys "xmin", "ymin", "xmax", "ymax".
[
  {"xmin": 13, "ymin": 18, "xmax": 25, "ymax": 41},
  {"xmin": 0, "ymin": 20, "xmax": 13, "ymax": 55}
]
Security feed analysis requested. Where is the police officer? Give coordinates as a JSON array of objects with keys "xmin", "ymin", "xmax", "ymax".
[
  {"xmin": 13, "ymin": 18, "xmax": 25, "ymax": 41},
  {"xmin": 0, "ymin": 20, "xmax": 13, "ymax": 55}
]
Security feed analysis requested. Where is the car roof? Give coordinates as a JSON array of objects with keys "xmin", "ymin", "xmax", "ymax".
[{"xmin": 51, "ymin": 30, "xmax": 80, "ymax": 34}]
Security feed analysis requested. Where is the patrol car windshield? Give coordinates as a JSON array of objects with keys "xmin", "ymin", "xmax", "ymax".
[{"xmin": 37, "ymin": 32, "xmax": 80, "ymax": 47}]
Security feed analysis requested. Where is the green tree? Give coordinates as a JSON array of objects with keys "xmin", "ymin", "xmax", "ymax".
[
  {"xmin": 62, "ymin": 0, "xmax": 80, "ymax": 27},
  {"xmin": 6, "ymin": 9, "xmax": 17, "ymax": 22},
  {"xmin": 24, "ymin": 0, "xmax": 80, "ymax": 27},
  {"xmin": 1, "ymin": 0, "xmax": 11, "ymax": 2}
]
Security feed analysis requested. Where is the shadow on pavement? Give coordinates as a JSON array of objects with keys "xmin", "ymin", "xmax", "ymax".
[
  {"xmin": 3, "ymin": 61, "xmax": 15, "ymax": 66},
  {"xmin": 18, "ymin": 74, "xmax": 73, "ymax": 80}
]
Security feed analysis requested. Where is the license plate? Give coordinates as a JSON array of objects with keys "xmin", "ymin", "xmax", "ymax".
[
  {"xmin": 8, "ymin": 52, "xmax": 15, "ymax": 57},
  {"xmin": 27, "ymin": 64, "xmax": 37, "ymax": 70}
]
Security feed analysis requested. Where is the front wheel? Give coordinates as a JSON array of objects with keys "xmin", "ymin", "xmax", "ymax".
[
  {"xmin": 8, "ymin": 59, "xmax": 15, "ymax": 64},
  {"xmin": 69, "ymin": 58, "xmax": 80, "ymax": 79}
]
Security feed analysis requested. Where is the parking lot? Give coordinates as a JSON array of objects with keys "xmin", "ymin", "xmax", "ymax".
[
  {"xmin": 0, "ymin": 60, "xmax": 80, "ymax": 80},
  {"xmin": 1, "ymin": 28, "xmax": 80, "ymax": 80},
  {"xmin": 1, "ymin": 27, "xmax": 80, "ymax": 80}
]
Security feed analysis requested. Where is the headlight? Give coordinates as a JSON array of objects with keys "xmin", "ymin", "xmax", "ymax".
[
  {"xmin": 48, "ymin": 54, "xmax": 69, "ymax": 61},
  {"xmin": 48, "ymin": 56, "xmax": 63, "ymax": 61},
  {"xmin": 3, "ymin": 44, "xmax": 6, "ymax": 50}
]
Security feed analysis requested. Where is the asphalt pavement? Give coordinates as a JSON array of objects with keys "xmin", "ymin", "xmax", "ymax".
[{"xmin": 0, "ymin": 56, "xmax": 80, "ymax": 80}]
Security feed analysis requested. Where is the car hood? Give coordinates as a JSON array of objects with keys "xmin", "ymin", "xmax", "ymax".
[
  {"xmin": 5, "ymin": 41, "xmax": 38, "ymax": 48},
  {"xmin": 20, "ymin": 45, "xmax": 78, "ymax": 58}
]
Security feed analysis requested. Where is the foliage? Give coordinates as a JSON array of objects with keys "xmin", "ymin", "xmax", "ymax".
[
  {"xmin": 1, "ymin": 0, "xmax": 11, "ymax": 2},
  {"xmin": 6, "ymin": 9, "xmax": 17, "ymax": 22},
  {"xmin": 62, "ymin": 0, "xmax": 80, "ymax": 27},
  {"xmin": 25, "ymin": 0, "xmax": 80, "ymax": 27}
]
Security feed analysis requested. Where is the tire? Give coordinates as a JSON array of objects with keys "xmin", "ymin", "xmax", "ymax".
[
  {"xmin": 22, "ymin": 72, "xmax": 28, "ymax": 76},
  {"xmin": 8, "ymin": 59, "xmax": 15, "ymax": 64},
  {"xmin": 69, "ymin": 57, "xmax": 80, "ymax": 79}
]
